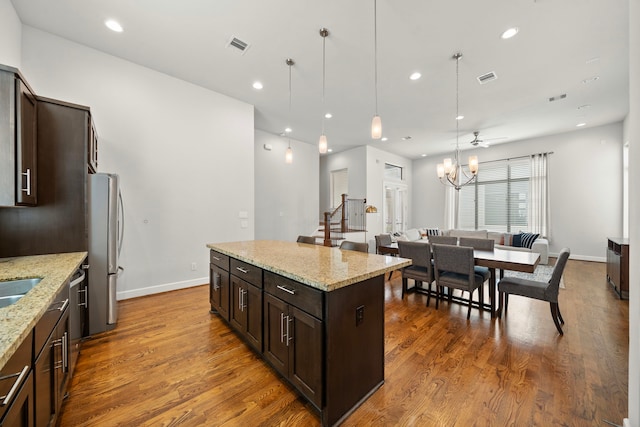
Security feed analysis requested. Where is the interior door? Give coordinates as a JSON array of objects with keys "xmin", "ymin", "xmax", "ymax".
[{"xmin": 383, "ymin": 183, "xmax": 407, "ymax": 234}]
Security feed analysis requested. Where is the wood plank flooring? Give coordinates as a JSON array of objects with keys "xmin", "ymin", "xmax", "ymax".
[{"xmin": 59, "ymin": 259, "xmax": 628, "ymax": 426}]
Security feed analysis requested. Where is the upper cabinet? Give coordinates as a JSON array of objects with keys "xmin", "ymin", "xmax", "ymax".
[
  {"xmin": 0, "ymin": 66, "xmax": 38, "ymax": 206},
  {"xmin": 88, "ymin": 115, "xmax": 98, "ymax": 173}
]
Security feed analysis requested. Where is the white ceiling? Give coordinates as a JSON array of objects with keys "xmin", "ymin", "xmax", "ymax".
[{"xmin": 12, "ymin": 0, "xmax": 629, "ymax": 158}]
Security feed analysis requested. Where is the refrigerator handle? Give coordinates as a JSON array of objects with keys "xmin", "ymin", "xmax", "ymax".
[{"xmin": 117, "ymin": 189, "xmax": 125, "ymax": 257}]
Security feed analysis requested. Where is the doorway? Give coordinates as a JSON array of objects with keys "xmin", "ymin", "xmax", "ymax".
[
  {"xmin": 383, "ymin": 183, "xmax": 407, "ymax": 234},
  {"xmin": 330, "ymin": 169, "xmax": 348, "ymax": 208}
]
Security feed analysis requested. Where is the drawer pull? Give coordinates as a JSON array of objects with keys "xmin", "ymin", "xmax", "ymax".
[
  {"xmin": 276, "ymin": 285, "xmax": 296, "ymax": 295},
  {"xmin": 212, "ymin": 256, "xmax": 221, "ymax": 261},
  {"xmin": 58, "ymin": 298, "xmax": 69, "ymax": 312},
  {"xmin": 21, "ymin": 168, "xmax": 31, "ymax": 196},
  {"xmin": 236, "ymin": 267, "xmax": 249, "ymax": 274},
  {"xmin": 0, "ymin": 365, "xmax": 29, "ymax": 406}
]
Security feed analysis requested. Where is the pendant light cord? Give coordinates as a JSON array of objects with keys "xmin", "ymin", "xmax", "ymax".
[
  {"xmin": 288, "ymin": 59, "xmax": 292, "ymax": 148},
  {"xmin": 321, "ymin": 32, "xmax": 326, "ymax": 134},
  {"xmin": 455, "ymin": 53, "xmax": 460, "ymax": 164},
  {"xmin": 374, "ymin": 0, "xmax": 378, "ymax": 115}
]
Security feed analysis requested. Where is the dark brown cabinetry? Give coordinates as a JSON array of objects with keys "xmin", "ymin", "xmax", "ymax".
[
  {"xmin": 34, "ymin": 284, "xmax": 70, "ymax": 427},
  {"xmin": 209, "ymin": 251, "xmax": 230, "ymax": 321},
  {"xmin": 87, "ymin": 117, "xmax": 98, "ymax": 173},
  {"xmin": 0, "ymin": 66, "xmax": 37, "ymax": 207},
  {"xmin": 263, "ymin": 276, "xmax": 323, "ymax": 407},
  {"xmin": 230, "ymin": 276, "xmax": 263, "ymax": 352},
  {"xmin": 0, "ymin": 331, "xmax": 34, "ymax": 427},
  {"xmin": 606, "ymin": 237, "xmax": 629, "ymax": 299},
  {"xmin": 0, "ymin": 97, "xmax": 94, "ymax": 257}
]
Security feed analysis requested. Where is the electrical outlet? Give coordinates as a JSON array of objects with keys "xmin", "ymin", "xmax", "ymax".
[
  {"xmin": 191, "ymin": 262, "xmax": 197, "ymax": 271},
  {"xmin": 356, "ymin": 305, "xmax": 365, "ymax": 326}
]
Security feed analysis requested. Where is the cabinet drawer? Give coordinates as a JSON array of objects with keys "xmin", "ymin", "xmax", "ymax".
[
  {"xmin": 264, "ymin": 271, "xmax": 323, "ymax": 320},
  {"xmin": 231, "ymin": 259, "xmax": 262, "ymax": 288},
  {"xmin": 210, "ymin": 250, "xmax": 229, "ymax": 271},
  {"xmin": 0, "ymin": 330, "xmax": 32, "ymax": 421}
]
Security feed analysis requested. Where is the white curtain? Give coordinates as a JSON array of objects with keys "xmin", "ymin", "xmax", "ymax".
[
  {"xmin": 443, "ymin": 186, "xmax": 457, "ymax": 230},
  {"xmin": 529, "ymin": 153, "xmax": 550, "ymax": 239}
]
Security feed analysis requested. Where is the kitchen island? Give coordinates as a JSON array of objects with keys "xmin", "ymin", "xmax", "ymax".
[{"xmin": 206, "ymin": 240, "xmax": 411, "ymax": 427}]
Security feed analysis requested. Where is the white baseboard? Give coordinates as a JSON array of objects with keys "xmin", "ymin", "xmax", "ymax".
[
  {"xmin": 549, "ymin": 253, "xmax": 606, "ymax": 263},
  {"xmin": 117, "ymin": 277, "xmax": 208, "ymax": 300},
  {"xmin": 623, "ymin": 418, "xmax": 631, "ymax": 427}
]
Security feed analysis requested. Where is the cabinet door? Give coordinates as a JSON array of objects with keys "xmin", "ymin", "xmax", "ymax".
[
  {"xmin": 0, "ymin": 372, "xmax": 34, "ymax": 427},
  {"xmin": 229, "ymin": 276, "xmax": 247, "ymax": 333},
  {"xmin": 263, "ymin": 293, "xmax": 289, "ymax": 374},
  {"xmin": 289, "ymin": 306, "xmax": 323, "ymax": 408},
  {"xmin": 245, "ymin": 282, "xmax": 263, "ymax": 352},
  {"xmin": 15, "ymin": 78, "xmax": 37, "ymax": 206},
  {"xmin": 53, "ymin": 311, "xmax": 70, "ymax": 411},
  {"xmin": 210, "ymin": 264, "xmax": 230, "ymax": 321},
  {"xmin": 34, "ymin": 334, "xmax": 55, "ymax": 427},
  {"xmin": 87, "ymin": 116, "xmax": 98, "ymax": 173}
]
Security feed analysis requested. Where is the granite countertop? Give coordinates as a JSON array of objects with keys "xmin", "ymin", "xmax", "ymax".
[
  {"xmin": 0, "ymin": 252, "xmax": 87, "ymax": 370},
  {"xmin": 207, "ymin": 240, "xmax": 411, "ymax": 292}
]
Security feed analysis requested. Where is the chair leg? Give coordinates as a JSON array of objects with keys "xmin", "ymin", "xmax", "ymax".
[
  {"xmin": 504, "ymin": 294, "xmax": 509, "ymax": 312},
  {"xmin": 479, "ymin": 285, "xmax": 484, "ymax": 312},
  {"xmin": 467, "ymin": 290, "xmax": 473, "ymax": 320},
  {"xmin": 550, "ymin": 303, "xmax": 564, "ymax": 335},
  {"xmin": 557, "ymin": 304, "xmax": 565, "ymax": 325},
  {"xmin": 401, "ymin": 277, "xmax": 407, "ymax": 298},
  {"xmin": 496, "ymin": 291, "xmax": 504, "ymax": 318},
  {"xmin": 435, "ymin": 286, "xmax": 440, "ymax": 309},
  {"xmin": 426, "ymin": 282, "xmax": 431, "ymax": 307},
  {"xmin": 388, "ymin": 270, "xmax": 393, "ymax": 281}
]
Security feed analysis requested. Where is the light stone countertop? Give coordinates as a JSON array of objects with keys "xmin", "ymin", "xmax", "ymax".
[
  {"xmin": 206, "ymin": 240, "xmax": 411, "ymax": 292},
  {"xmin": 0, "ymin": 252, "xmax": 87, "ymax": 370}
]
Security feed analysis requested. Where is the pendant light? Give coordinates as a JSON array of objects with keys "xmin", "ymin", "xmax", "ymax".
[
  {"xmin": 371, "ymin": 0, "xmax": 382, "ymax": 139},
  {"xmin": 436, "ymin": 52, "xmax": 479, "ymax": 190},
  {"xmin": 319, "ymin": 28, "xmax": 329, "ymax": 154},
  {"xmin": 285, "ymin": 58, "xmax": 294, "ymax": 164}
]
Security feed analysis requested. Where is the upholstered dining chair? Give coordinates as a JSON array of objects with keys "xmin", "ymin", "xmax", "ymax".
[
  {"xmin": 375, "ymin": 234, "xmax": 395, "ymax": 280},
  {"xmin": 497, "ymin": 248, "xmax": 571, "ymax": 335},
  {"xmin": 296, "ymin": 235, "xmax": 316, "ymax": 244},
  {"xmin": 397, "ymin": 241, "xmax": 434, "ymax": 303},
  {"xmin": 432, "ymin": 244, "xmax": 486, "ymax": 319},
  {"xmin": 428, "ymin": 235, "xmax": 457, "ymax": 245},
  {"xmin": 339, "ymin": 240, "xmax": 368, "ymax": 253},
  {"xmin": 458, "ymin": 237, "xmax": 493, "ymax": 283}
]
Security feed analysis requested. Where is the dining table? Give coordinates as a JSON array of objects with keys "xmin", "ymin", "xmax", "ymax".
[{"xmin": 379, "ymin": 242, "xmax": 541, "ymax": 317}]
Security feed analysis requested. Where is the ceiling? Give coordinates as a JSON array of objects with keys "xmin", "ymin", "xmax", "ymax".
[{"xmin": 12, "ymin": 0, "xmax": 629, "ymax": 159}]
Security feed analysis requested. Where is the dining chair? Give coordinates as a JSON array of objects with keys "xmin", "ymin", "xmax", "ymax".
[
  {"xmin": 432, "ymin": 243, "xmax": 486, "ymax": 319},
  {"xmin": 296, "ymin": 235, "xmax": 316, "ymax": 244},
  {"xmin": 497, "ymin": 248, "xmax": 571, "ymax": 335},
  {"xmin": 428, "ymin": 235, "xmax": 457, "ymax": 245},
  {"xmin": 458, "ymin": 237, "xmax": 493, "ymax": 283},
  {"xmin": 339, "ymin": 240, "xmax": 368, "ymax": 253},
  {"xmin": 375, "ymin": 234, "xmax": 395, "ymax": 280},
  {"xmin": 397, "ymin": 241, "xmax": 434, "ymax": 303}
]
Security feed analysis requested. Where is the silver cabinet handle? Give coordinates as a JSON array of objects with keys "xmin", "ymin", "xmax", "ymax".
[
  {"xmin": 213, "ymin": 272, "xmax": 220, "ymax": 290},
  {"xmin": 212, "ymin": 256, "xmax": 221, "ymax": 261},
  {"xmin": 70, "ymin": 270, "xmax": 86, "ymax": 287},
  {"xmin": 78, "ymin": 288, "xmax": 88, "ymax": 308},
  {"xmin": 280, "ymin": 312, "xmax": 285, "ymax": 343},
  {"xmin": 286, "ymin": 316, "xmax": 292, "ymax": 347},
  {"xmin": 238, "ymin": 287, "xmax": 243, "ymax": 311},
  {"xmin": 242, "ymin": 289, "xmax": 247, "ymax": 310},
  {"xmin": 0, "ymin": 365, "xmax": 29, "ymax": 406},
  {"xmin": 21, "ymin": 168, "xmax": 31, "ymax": 196},
  {"xmin": 62, "ymin": 332, "xmax": 68, "ymax": 370},
  {"xmin": 59, "ymin": 298, "xmax": 69, "ymax": 312},
  {"xmin": 276, "ymin": 285, "xmax": 296, "ymax": 295},
  {"xmin": 236, "ymin": 267, "xmax": 249, "ymax": 274}
]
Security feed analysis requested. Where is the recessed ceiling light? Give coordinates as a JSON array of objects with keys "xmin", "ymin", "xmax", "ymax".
[
  {"xmin": 381, "ymin": 137, "xmax": 388, "ymax": 142},
  {"xmin": 252, "ymin": 81, "xmax": 263, "ymax": 90},
  {"xmin": 325, "ymin": 113, "xmax": 332, "ymax": 119},
  {"xmin": 285, "ymin": 127, "xmax": 292, "ymax": 133},
  {"xmin": 409, "ymin": 72, "xmax": 422, "ymax": 81},
  {"xmin": 501, "ymin": 27, "xmax": 519, "ymax": 39},
  {"xmin": 105, "ymin": 19, "xmax": 123, "ymax": 33},
  {"xmin": 456, "ymin": 115, "xmax": 464, "ymax": 120},
  {"xmin": 421, "ymin": 154, "xmax": 427, "ymax": 157},
  {"xmin": 577, "ymin": 104, "xmax": 591, "ymax": 110},
  {"xmin": 576, "ymin": 122, "xmax": 586, "ymax": 127},
  {"xmin": 327, "ymin": 148, "xmax": 333, "ymax": 152},
  {"xmin": 582, "ymin": 76, "xmax": 600, "ymax": 84}
]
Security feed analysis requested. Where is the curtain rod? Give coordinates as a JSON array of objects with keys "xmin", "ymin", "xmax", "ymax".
[{"xmin": 477, "ymin": 151, "xmax": 554, "ymax": 165}]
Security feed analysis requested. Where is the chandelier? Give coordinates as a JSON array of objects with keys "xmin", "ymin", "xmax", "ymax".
[{"xmin": 437, "ymin": 52, "xmax": 478, "ymax": 190}]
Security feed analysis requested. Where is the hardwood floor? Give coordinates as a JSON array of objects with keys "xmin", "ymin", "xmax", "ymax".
[{"xmin": 59, "ymin": 259, "xmax": 628, "ymax": 426}]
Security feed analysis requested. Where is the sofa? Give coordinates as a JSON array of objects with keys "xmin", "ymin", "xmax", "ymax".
[{"xmin": 399, "ymin": 228, "xmax": 549, "ymax": 265}]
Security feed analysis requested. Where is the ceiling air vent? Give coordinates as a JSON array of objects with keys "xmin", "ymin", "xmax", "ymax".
[
  {"xmin": 549, "ymin": 94, "xmax": 567, "ymax": 102},
  {"xmin": 477, "ymin": 71, "xmax": 497, "ymax": 84},
  {"xmin": 226, "ymin": 36, "xmax": 250, "ymax": 55}
]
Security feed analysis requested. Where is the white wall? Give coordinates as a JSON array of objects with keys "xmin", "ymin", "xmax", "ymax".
[
  {"xmin": 626, "ymin": 1, "xmax": 639, "ymax": 425},
  {"xmin": 319, "ymin": 146, "xmax": 368, "ymax": 215},
  {"xmin": 20, "ymin": 27, "xmax": 255, "ymax": 299},
  {"xmin": 0, "ymin": 0, "xmax": 22, "ymax": 68},
  {"xmin": 412, "ymin": 122, "xmax": 624, "ymax": 261},
  {"xmin": 254, "ymin": 130, "xmax": 319, "ymax": 240}
]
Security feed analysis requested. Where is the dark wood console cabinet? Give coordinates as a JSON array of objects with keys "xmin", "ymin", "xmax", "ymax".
[{"xmin": 606, "ymin": 237, "xmax": 629, "ymax": 299}]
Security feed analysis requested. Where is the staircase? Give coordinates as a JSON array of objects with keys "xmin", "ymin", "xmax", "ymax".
[{"xmin": 316, "ymin": 194, "xmax": 367, "ymax": 247}]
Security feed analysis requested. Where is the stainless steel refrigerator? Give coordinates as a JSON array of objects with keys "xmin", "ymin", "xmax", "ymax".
[{"xmin": 88, "ymin": 173, "xmax": 124, "ymax": 335}]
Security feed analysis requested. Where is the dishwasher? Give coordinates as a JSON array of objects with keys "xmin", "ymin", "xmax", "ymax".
[{"xmin": 68, "ymin": 265, "xmax": 88, "ymax": 378}]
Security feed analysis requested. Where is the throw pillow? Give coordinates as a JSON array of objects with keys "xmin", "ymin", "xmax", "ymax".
[
  {"xmin": 512, "ymin": 233, "xmax": 523, "ymax": 248},
  {"xmin": 426, "ymin": 228, "xmax": 440, "ymax": 236},
  {"xmin": 519, "ymin": 232, "xmax": 540, "ymax": 249}
]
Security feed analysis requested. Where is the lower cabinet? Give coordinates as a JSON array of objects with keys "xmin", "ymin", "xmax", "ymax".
[
  {"xmin": 0, "ymin": 372, "xmax": 34, "ymax": 427},
  {"xmin": 229, "ymin": 276, "xmax": 262, "ymax": 352},
  {"xmin": 263, "ymin": 292, "xmax": 322, "ymax": 407},
  {"xmin": 34, "ymin": 286, "xmax": 70, "ymax": 427},
  {"xmin": 0, "ymin": 331, "xmax": 34, "ymax": 427}
]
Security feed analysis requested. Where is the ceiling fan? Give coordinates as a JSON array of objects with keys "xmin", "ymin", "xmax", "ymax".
[{"xmin": 469, "ymin": 131, "xmax": 506, "ymax": 148}]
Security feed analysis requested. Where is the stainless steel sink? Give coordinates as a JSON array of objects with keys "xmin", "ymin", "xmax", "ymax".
[{"xmin": 0, "ymin": 277, "xmax": 43, "ymax": 308}]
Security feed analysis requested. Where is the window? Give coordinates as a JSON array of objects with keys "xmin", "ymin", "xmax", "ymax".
[
  {"xmin": 384, "ymin": 163, "xmax": 403, "ymax": 180},
  {"xmin": 458, "ymin": 158, "xmax": 530, "ymax": 232}
]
